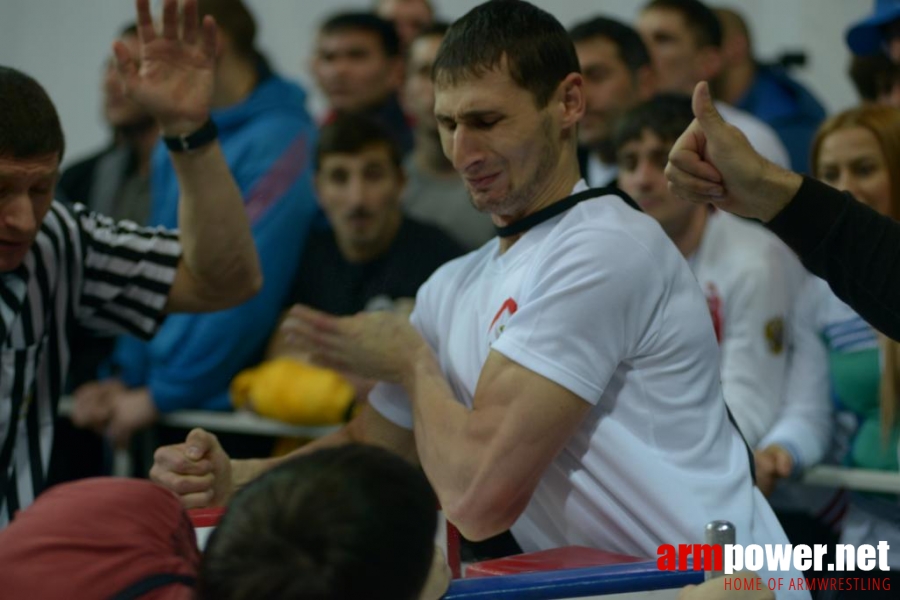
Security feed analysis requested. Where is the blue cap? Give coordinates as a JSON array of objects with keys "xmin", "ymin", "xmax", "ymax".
[{"xmin": 847, "ymin": 0, "xmax": 900, "ymax": 56}]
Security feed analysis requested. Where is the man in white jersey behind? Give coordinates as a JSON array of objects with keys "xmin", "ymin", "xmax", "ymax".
[
  {"xmin": 615, "ymin": 94, "xmax": 805, "ymax": 448},
  {"xmin": 150, "ymin": 2, "xmax": 806, "ymax": 596}
]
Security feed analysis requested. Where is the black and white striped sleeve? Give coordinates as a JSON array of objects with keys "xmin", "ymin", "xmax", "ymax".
[{"xmin": 69, "ymin": 204, "xmax": 182, "ymax": 339}]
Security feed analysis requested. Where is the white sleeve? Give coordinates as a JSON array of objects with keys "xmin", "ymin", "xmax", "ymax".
[
  {"xmin": 717, "ymin": 249, "xmax": 792, "ymax": 447},
  {"xmin": 491, "ymin": 225, "xmax": 665, "ymax": 403},
  {"xmin": 367, "ymin": 279, "xmax": 440, "ymax": 430},
  {"xmin": 758, "ymin": 277, "xmax": 833, "ymax": 470}
]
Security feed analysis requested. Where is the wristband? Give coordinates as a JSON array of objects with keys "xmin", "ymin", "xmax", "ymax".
[{"xmin": 163, "ymin": 119, "xmax": 218, "ymax": 152}]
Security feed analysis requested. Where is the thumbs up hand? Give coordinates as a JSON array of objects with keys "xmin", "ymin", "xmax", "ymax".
[{"xmin": 665, "ymin": 82, "xmax": 802, "ymax": 222}]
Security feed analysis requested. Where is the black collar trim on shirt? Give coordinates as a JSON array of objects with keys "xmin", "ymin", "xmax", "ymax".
[{"xmin": 494, "ymin": 186, "xmax": 641, "ymax": 238}]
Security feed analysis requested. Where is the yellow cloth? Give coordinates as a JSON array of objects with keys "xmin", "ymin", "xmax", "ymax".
[{"xmin": 231, "ymin": 358, "xmax": 355, "ymax": 425}]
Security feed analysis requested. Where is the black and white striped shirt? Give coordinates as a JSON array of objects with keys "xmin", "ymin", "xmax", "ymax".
[{"xmin": 0, "ymin": 201, "xmax": 180, "ymax": 526}]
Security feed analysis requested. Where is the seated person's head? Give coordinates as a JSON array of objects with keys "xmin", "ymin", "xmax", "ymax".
[
  {"xmin": 197, "ymin": 444, "xmax": 439, "ymax": 600},
  {"xmin": 405, "ymin": 22, "xmax": 450, "ymax": 134},
  {"xmin": 568, "ymin": 16, "xmax": 655, "ymax": 158},
  {"xmin": 194, "ymin": 0, "xmax": 265, "ymax": 77},
  {"xmin": 811, "ymin": 104, "xmax": 900, "ymax": 220},
  {"xmin": 312, "ymin": 12, "xmax": 404, "ymax": 114},
  {"xmin": 849, "ymin": 54, "xmax": 900, "ymax": 107},
  {"xmin": 847, "ymin": 0, "xmax": 900, "ymax": 63},
  {"xmin": 615, "ymin": 94, "xmax": 701, "ymax": 241},
  {"xmin": 637, "ymin": 0, "xmax": 723, "ymax": 94},
  {"xmin": 313, "ymin": 114, "xmax": 406, "ymax": 262},
  {"xmin": 375, "ymin": 0, "xmax": 434, "ymax": 51}
]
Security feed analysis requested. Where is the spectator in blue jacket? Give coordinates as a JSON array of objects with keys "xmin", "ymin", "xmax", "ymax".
[
  {"xmin": 715, "ymin": 7, "xmax": 826, "ymax": 172},
  {"xmin": 71, "ymin": 0, "xmax": 322, "ymax": 450}
]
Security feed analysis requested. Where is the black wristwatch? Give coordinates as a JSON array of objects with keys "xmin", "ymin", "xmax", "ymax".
[{"xmin": 163, "ymin": 119, "xmax": 219, "ymax": 152}]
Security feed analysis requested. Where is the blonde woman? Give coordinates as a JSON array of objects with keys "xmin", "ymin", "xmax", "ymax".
[{"xmin": 758, "ymin": 106, "xmax": 900, "ymax": 591}]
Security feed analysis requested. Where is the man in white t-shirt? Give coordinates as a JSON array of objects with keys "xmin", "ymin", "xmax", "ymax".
[
  {"xmin": 150, "ymin": 3, "xmax": 806, "ymax": 596},
  {"xmin": 615, "ymin": 94, "xmax": 804, "ymax": 447}
]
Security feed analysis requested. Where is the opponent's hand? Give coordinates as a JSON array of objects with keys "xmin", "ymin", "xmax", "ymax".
[
  {"xmin": 71, "ymin": 379, "xmax": 127, "ymax": 433},
  {"xmin": 115, "ymin": 0, "xmax": 217, "ymax": 135},
  {"xmin": 665, "ymin": 82, "xmax": 801, "ymax": 222},
  {"xmin": 282, "ymin": 305, "xmax": 430, "ymax": 384},
  {"xmin": 754, "ymin": 444, "xmax": 795, "ymax": 497},
  {"xmin": 150, "ymin": 428, "xmax": 233, "ymax": 508},
  {"xmin": 105, "ymin": 387, "xmax": 159, "ymax": 450}
]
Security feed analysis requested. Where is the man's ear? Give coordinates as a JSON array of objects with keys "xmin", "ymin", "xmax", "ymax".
[{"xmin": 558, "ymin": 72, "xmax": 585, "ymax": 130}]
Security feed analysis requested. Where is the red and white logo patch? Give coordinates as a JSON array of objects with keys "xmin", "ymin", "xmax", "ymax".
[{"xmin": 488, "ymin": 298, "xmax": 518, "ymax": 345}]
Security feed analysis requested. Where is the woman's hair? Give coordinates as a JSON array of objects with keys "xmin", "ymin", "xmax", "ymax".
[{"xmin": 811, "ymin": 105, "xmax": 900, "ymax": 445}]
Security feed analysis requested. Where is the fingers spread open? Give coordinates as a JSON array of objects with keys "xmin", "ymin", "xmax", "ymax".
[
  {"xmin": 112, "ymin": 40, "xmax": 138, "ymax": 87},
  {"xmin": 202, "ymin": 15, "xmax": 218, "ymax": 62},
  {"xmin": 161, "ymin": 0, "xmax": 179, "ymax": 41},
  {"xmin": 135, "ymin": 0, "xmax": 156, "ymax": 44},
  {"xmin": 181, "ymin": 0, "xmax": 199, "ymax": 44}
]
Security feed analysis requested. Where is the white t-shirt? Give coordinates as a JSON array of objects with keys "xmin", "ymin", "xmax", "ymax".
[
  {"xmin": 370, "ymin": 182, "xmax": 807, "ymax": 598},
  {"xmin": 690, "ymin": 211, "xmax": 803, "ymax": 447},
  {"xmin": 717, "ymin": 102, "xmax": 790, "ymax": 169}
]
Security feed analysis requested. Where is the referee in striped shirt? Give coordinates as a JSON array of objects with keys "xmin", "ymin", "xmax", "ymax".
[{"xmin": 0, "ymin": 0, "xmax": 263, "ymax": 526}]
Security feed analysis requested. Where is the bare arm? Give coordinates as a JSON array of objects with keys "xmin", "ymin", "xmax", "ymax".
[
  {"xmin": 116, "ymin": 0, "xmax": 261, "ymax": 314},
  {"xmin": 150, "ymin": 402, "xmax": 415, "ymax": 508},
  {"xmin": 163, "ymin": 143, "xmax": 261, "ymax": 312},
  {"xmin": 231, "ymin": 402, "xmax": 417, "ymax": 490},
  {"xmin": 403, "ymin": 347, "xmax": 590, "ymax": 541}
]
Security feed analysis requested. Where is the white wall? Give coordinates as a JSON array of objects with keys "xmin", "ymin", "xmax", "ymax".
[{"xmin": 0, "ymin": 0, "xmax": 873, "ymax": 166}]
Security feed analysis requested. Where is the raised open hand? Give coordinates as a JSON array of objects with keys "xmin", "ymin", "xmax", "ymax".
[{"xmin": 114, "ymin": 0, "xmax": 217, "ymax": 135}]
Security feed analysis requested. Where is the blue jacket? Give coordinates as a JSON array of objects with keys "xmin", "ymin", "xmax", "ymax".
[
  {"xmin": 737, "ymin": 64, "xmax": 827, "ymax": 173},
  {"xmin": 112, "ymin": 72, "xmax": 322, "ymax": 412}
]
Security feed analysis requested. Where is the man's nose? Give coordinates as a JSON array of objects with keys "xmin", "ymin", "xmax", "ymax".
[
  {"xmin": 2, "ymin": 194, "xmax": 36, "ymax": 236},
  {"xmin": 451, "ymin": 126, "xmax": 485, "ymax": 173}
]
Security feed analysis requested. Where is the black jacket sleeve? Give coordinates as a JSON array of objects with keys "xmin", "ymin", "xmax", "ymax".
[{"xmin": 767, "ymin": 176, "xmax": 900, "ymax": 340}]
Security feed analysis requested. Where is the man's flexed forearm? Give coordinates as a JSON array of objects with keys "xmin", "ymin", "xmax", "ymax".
[{"xmin": 169, "ymin": 144, "xmax": 262, "ymax": 308}]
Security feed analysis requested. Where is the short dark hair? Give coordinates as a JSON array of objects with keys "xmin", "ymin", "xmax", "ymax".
[
  {"xmin": 614, "ymin": 93, "xmax": 694, "ymax": 152},
  {"xmin": 568, "ymin": 16, "xmax": 651, "ymax": 75},
  {"xmin": 319, "ymin": 12, "xmax": 402, "ymax": 58},
  {"xmin": 414, "ymin": 20, "xmax": 450, "ymax": 43},
  {"xmin": 643, "ymin": 0, "xmax": 723, "ymax": 48},
  {"xmin": 197, "ymin": 444, "xmax": 438, "ymax": 600},
  {"xmin": 0, "ymin": 66, "xmax": 65, "ymax": 162},
  {"xmin": 314, "ymin": 114, "xmax": 403, "ymax": 172},
  {"xmin": 197, "ymin": 0, "xmax": 260, "ymax": 63},
  {"xmin": 433, "ymin": 0, "xmax": 580, "ymax": 107}
]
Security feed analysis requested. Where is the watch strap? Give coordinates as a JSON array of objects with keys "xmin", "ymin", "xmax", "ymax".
[{"xmin": 163, "ymin": 119, "xmax": 218, "ymax": 152}]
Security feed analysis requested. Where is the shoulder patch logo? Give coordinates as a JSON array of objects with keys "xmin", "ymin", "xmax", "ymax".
[{"xmin": 765, "ymin": 317, "xmax": 785, "ymax": 354}]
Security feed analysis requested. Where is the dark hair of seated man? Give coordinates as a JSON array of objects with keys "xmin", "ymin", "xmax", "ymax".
[
  {"xmin": 314, "ymin": 112, "xmax": 402, "ymax": 172},
  {"xmin": 196, "ymin": 444, "xmax": 439, "ymax": 600}
]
